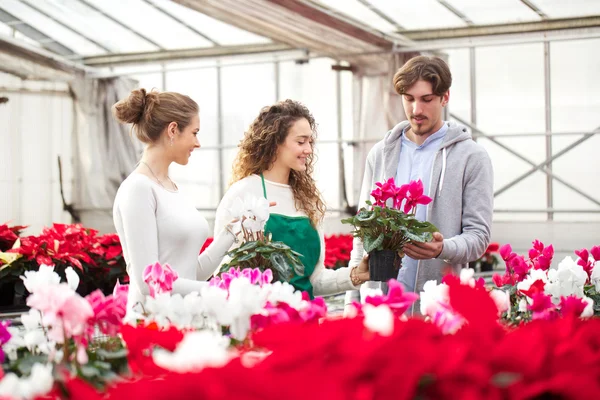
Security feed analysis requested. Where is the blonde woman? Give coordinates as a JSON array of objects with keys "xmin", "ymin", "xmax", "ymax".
[
  {"xmin": 112, "ymin": 89, "xmax": 237, "ymax": 311},
  {"xmin": 215, "ymin": 100, "xmax": 369, "ymax": 298}
]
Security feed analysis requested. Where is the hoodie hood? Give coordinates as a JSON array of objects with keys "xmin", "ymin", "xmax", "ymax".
[{"xmin": 380, "ymin": 120, "xmax": 472, "ymax": 190}]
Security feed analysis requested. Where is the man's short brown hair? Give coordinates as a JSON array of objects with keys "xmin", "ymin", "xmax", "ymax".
[{"xmin": 393, "ymin": 56, "xmax": 452, "ymax": 97}]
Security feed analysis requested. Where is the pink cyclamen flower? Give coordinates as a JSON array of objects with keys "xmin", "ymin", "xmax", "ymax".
[
  {"xmin": 364, "ymin": 279, "xmax": 419, "ymax": 317},
  {"xmin": 559, "ymin": 295, "xmax": 588, "ymax": 318},
  {"xmin": 0, "ymin": 321, "xmax": 11, "ymax": 363},
  {"xmin": 400, "ymin": 180, "xmax": 432, "ymax": 214},
  {"xmin": 143, "ymin": 262, "xmax": 179, "ymax": 297},
  {"xmin": 528, "ymin": 292, "xmax": 557, "ymax": 321},
  {"xmin": 26, "ymin": 284, "xmax": 94, "ymax": 343},
  {"xmin": 85, "ymin": 289, "xmax": 126, "ymax": 336}
]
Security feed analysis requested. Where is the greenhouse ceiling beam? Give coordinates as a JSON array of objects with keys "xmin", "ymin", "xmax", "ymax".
[
  {"xmin": 142, "ymin": 0, "xmax": 219, "ymax": 46},
  {"xmin": 75, "ymin": 0, "xmax": 165, "ymax": 50},
  {"xmin": 20, "ymin": 0, "xmax": 113, "ymax": 53},
  {"xmin": 354, "ymin": 0, "xmax": 404, "ymax": 31},
  {"xmin": 265, "ymin": 0, "xmax": 398, "ymax": 50},
  {"xmin": 436, "ymin": 0, "xmax": 474, "ymax": 25},
  {"xmin": 395, "ymin": 25, "xmax": 600, "ymax": 52},
  {"xmin": 81, "ymin": 42, "xmax": 291, "ymax": 67},
  {"xmin": 0, "ymin": 34, "xmax": 87, "ymax": 81},
  {"xmin": 520, "ymin": 0, "xmax": 549, "ymax": 20},
  {"xmin": 0, "ymin": 8, "xmax": 75, "ymax": 57},
  {"xmin": 400, "ymin": 16, "xmax": 600, "ymax": 40}
]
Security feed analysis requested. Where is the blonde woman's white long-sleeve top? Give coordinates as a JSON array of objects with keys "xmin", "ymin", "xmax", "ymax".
[
  {"xmin": 214, "ymin": 174, "xmax": 358, "ymax": 296},
  {"xmin": 113, "ymin": 173, "xmax": 235, "ymax": 311}
]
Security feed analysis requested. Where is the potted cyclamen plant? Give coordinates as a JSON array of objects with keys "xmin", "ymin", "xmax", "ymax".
[
  {"xmin": 218, "ymin": 195, "xmax": 304, "ymax": 283},
  {"xmin": 341, "ymin": 178, "xmax": 438, "ymax": 283}
]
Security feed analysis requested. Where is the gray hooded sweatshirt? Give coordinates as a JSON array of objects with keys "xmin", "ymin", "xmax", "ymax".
[{"xmin": 347, "ymin": 120, "xmax": 494, "ymax": 313}]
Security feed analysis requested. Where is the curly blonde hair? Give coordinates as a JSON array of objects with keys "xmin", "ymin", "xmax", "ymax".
[{"xmin": 231, "ymin": 99, "xmax": 325, "ymax": 226}]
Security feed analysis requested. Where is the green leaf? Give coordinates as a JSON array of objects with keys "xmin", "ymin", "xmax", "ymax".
[
  {"xmin": 270, "ymin": 252, "xmax": 293, "ymax": 281},
  {"xmin": 364, "ymin": 233, "xmax": 384, "ymax": 253},
  {"xmin": 95, "ymin": 348, "xmax": 128, "ymax": 360},
  {"xmin": 268, "ymin": 241, "xmax": 291, "ymax": 250},
  {"xmin": 237, "ymin": 252, "xmax": 257, "ymax": 262},
  {"xmin": 404, "ymin": 231, "xmax": 433, "ymax": 243},
  {"xmin": 356, "ymin": 210, "xmax": 376, "ymax": 222},
  {"xmin": 237, "ymin": 241, "xmax": 259, "ymax": 252},
  {"xmin": 255, "ymin": 246, "xmax": 275, "ymax": 254}
]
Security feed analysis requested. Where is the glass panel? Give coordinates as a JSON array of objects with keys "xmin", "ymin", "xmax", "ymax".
[
  {"xmin": 366, "ymin": 0, "xmax": 467, "ymax": 30},
  {"xmin": 86, "ymin": 0, "xmax": 214, "ymax": 50},
  {"xmin": 221, "ymin": 62, "xmax": 276, "ymax": 146},
  {"xmin": 165, "ymin": 67, "xmax": 219, "ymax": 147},
  {"xmin": 1, "ymin": 0, "xmax": 107, "ymax": 55},
  {"xmin": 474, "ymin": 43, "xmax": 547, "ymax": 221},
  {"xmin": 446, "ymin": 0, "xmax": 540, "ymax": 24},
  {"xmin": 550, "ymin": 38, "xmax": 600, "ymax": 221},
  {"xmin": 147, "ymin": 0, "xmax": 271, "ymax": 46},
  {"xmin": 278, "ymin": 58, "xmax": 339, "ymax": 141},
  {"xmin": 533, "ymin": 0, "xmax": 600, "ymax": 18},
  {"xmin": 316, "ymin": 0, "xmax": 399, "ymax": 33},
  {"xmin": 445, "ymin": 48, "xmax": 472, "ymax": 122}
]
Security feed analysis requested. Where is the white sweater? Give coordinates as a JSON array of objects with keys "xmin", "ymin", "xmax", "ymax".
[
  {"xmin": 113, "ymin": 173, "xmax": 234, "ymax": 310},
  {"xmin": 214, "ymin": 174, "xmax": 357, "ymax": 296}
]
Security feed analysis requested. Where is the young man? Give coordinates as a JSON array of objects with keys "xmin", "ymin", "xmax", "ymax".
[{"xmin": 347, "ymin": 56, "xmax": 494, "ymax": 313}]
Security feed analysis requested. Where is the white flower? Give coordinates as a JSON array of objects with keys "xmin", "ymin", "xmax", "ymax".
[
  {"xmin": 363, "ymin": 304, "xmax": 394, "ymax": 336},
  {"xmin": 0, "ymin": 363, "xmax": 54, "ymax": 400},
  {"xmin": 518, "ymin": 297, "xmax": 528, "ymax": 312},
  {"xmin": 153, "ymin": 330, "xmax": 231, "ymax": 373},
  {"xmin": 516, "ymin": 268, "xmax": 549, "ymax": 297},
  {"xmin": 359, "ymin": 285, "xmax": 383, "ymax": 304},
  {"xmin": 201, "ymin": 285, "xmax": 235, "ymax": 327},
  {"xmin": 227, "ymin": 278, "xmax": 264, "ymax": 340},
  {"xmin": 419, "ymin": 280, "xmax": 449, "ymax": 317},
  {"xmin": 581, "ymin": 296, "xmax": 594, "ymax": 318},
  {"xmin": 260, "ymin": 281, "xmax": 302, "ymax": 309},
  {"xmin": 459, "ymin": 268, "xmax": 477, "ymax": 287},
  {"xmin": 490, "ymin": 289, "xmax": 510, "ymax": 314},
  {"xmin": 65, "ymin": 267, "xmax": 80, "ymax": 291},
  {"xmin": 227, "ymin": 195, "xmax": 271, "ymax": 234},
  {"xmin": 545, "ymin": 256, "xmax": 588, "ymax": 303},
  {"xmin": 20, "ymin": 265, "xmax": 60, "ymax": 293},
  {"xmin": 591, "ymin": 261, "xmax": 600, "ymax": 292}
]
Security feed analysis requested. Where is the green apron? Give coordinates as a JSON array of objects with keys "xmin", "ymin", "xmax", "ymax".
[{"xmin": 261, "ymin": 174, "xmax": 320, "ymax": 298}]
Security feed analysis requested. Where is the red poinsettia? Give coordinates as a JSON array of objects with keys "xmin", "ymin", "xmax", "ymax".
[{"xmin": 0, "ymin": 223, "xmax": 27, "ymax": 252}]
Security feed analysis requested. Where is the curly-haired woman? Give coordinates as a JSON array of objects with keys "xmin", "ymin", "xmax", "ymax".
[{"xmin": 214, "ymin": 99, "xmax": 369, "ymax": 297}]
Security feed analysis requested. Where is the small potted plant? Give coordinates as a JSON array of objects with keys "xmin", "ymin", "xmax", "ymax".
[
  {"xmin": 469, "ymin": 242, "xmax": 500, "ymax": 272},
  {"xmin": 218, "ymin": 195, "xmax": 304, "ymax": 283},
  {"xmin": 341, "ymin": 178, "xmax": 438, "ymax": 282}
]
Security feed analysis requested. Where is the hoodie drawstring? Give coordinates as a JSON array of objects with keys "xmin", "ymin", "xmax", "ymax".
[{"xmin": 438, "ymin": 147, "xmax": 447, "ymax": 196}]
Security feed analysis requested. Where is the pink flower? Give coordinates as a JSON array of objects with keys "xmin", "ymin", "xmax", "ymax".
[
  {"xmin": 143, "ymin": 262, "xmax": 179, "ymax": 297},
  {"xmin": 210, "ymin": 267, "xmax": 273, "ymax": 291},
  {"xmin": 85, "ymin": 290, "xmax": 126, "ymax": 336},
  {"xmin": 363, "ymin": 279, "xmax": 419, "ymax": 317},
  {"xmin": 528, "ymin": 293, "xmax": 557, "ymax": 321},
  {"xmin": 500, "ymin": 244, "xmax": 516, "ymax": 262},
  {"xmin": 590, "ymin": 245, "xmax": 600, "ymax": 262},
  {"xmin": 398, "ymin": 180, "xmax": 432, "ymax": 214},
  {"xmin": 26, "ymin": 284, "xmax": 94, "ymax": 343},
  {"xmin": 113, "ymin": 281, "xmax": 129, "ymax": 306},
  {"xmin": 559, "ymin": 295, "xmax": 588, "ymax": 318},
  {"xmin": 371, "ymin": 178, "xmax": 396, "ymax": 206}
]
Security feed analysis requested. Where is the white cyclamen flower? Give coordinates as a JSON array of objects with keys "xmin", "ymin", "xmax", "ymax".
[
  {"xmin": 516, "ymin": 268, "xmax": 549, "ymax": 297},
  {"xmin": 20, "ymin": 265, "xmax": 60, "ymax": 293},
  {"xmin": 64, "ymin": 266, "xmax": 80, "ymax": 291},
  {"xmin": 153, "ymin": 330, "xmax": 231, "ymax": 373},
  {"xmin": 0, "ymin": 363, "xmax": 54, "ymax": 400},
  {"xmin": 590, "ymin": 261, "xmax": 600, "ymax": 292},
  {"xmin": 363, "ymin": 304, "xmax": 394, "ymax": 337},
  {"xmin": 545, "ymin": 256, "xmax": 588, "ymax": 303}
]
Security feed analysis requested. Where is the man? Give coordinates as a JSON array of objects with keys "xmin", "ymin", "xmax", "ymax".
[{"xmin": 346, "ymin": 56, "xmax": 494, "ymax": 313}]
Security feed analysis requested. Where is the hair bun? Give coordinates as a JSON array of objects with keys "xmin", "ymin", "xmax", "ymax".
[{"xmin": 112, "ymin": 88, "xmax": 160, "ymax": 125}]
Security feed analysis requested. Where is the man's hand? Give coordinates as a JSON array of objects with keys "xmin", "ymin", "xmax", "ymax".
[{"xmin": 404, "ymin": 232, "xmax": 444, "ymax": 260}]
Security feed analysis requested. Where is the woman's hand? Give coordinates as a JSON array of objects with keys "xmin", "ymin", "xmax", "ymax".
[{"xmin": 351, "ymin": 254, "xmax": 370, "ymax": 285}]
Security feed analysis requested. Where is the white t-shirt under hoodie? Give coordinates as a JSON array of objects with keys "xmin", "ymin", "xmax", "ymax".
[
  {"xmin": 214, "ymin": 174, "xmax": 357, "ymax": 296},
  {"xmin": 113, "ymin": 173, "xmax": 234, "ymax": 311}
]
